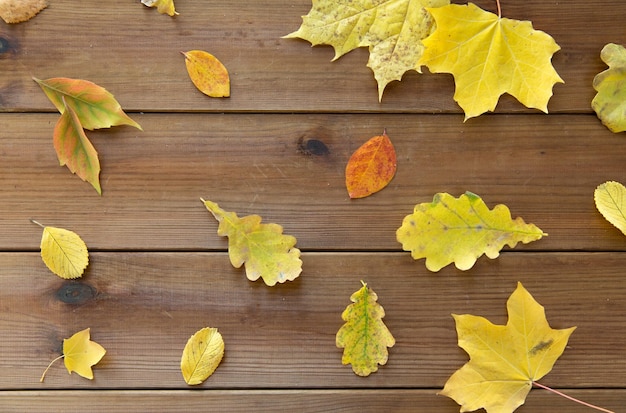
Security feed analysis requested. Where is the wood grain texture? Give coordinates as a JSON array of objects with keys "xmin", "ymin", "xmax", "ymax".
[
  {"xmin": 1, "ymin": 113, "xmax": 624, "ymax": 251},
  {"xmin": 0, "ymin": 0, "xmax": 622, "ymax": 113}
]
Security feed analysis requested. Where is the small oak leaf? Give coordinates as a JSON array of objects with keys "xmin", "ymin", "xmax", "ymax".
[{"xmin": 592, "ymin": 43, "xmax": 626, "ymax": 133}]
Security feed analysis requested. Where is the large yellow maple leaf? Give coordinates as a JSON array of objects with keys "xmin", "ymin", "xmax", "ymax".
[
  {"xmin": 419, "ymin": 3, "xmax": 563, "ymax": 120},
  {"xmin": 285, "ymin": 0, "xmax": 449, "ymax": 100},
  {"xmin": 441, "ymin": 283, "xmax": 576, "ymax": 413}
]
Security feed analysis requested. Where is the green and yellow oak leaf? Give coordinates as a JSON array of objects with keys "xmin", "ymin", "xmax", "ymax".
[
  {"xmin": 336, "ymin": 281, "xmax": 395, "ymax": 376},
  {"xmin": 181, "ymin": 327, "xmax": 224, "ymax": 385},
  {"xmin": 285, "ymin": 0, "xmax": 449, "ymax": 101},
  {"xmin": 419, "ymin": 3, "xmax": 563, "ymax": 120},
  {"xmin": 33, "ymin": 220, "xmax": 89, "ymax": 279},
  {"xmin": 595, "ymin": 180, "xmax": 626, "ymax": 236},
  {"xmin": 141, "ymin": 0, "xmax": 177, "ymax": 16},
  {"xmin": 41, "ymin": 328, "xmax": 106, "ymax": 382},
  {"xmin": 441, "ymin": 282, "xmax": 576, "ymax": 413},
  {"xmin": 592, "ymin": 43, "xmax": 626, "ymax": 133},
  {"xmin": 396, "ymin": 192, "xmax": 545, "ymax": 272},
  {"xmin": 202, "ymin": 199, "xmax": 302, "ymax": 286}
]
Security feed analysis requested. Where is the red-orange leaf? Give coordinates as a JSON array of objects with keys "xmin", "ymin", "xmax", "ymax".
[
  {"xmin": 54, "ymin": 97, "xmax": 101, "ymax": 194},
  {"xmin": 345, "ymin": 131, "xmax": 397, "ymax": 198},
  {"xmin": 182, "ymin": 50, "xmax": 230, "ymax": 98},
  {"xmin": 34, "ymin": 77, "xmax": 142, "ymax": 131}
]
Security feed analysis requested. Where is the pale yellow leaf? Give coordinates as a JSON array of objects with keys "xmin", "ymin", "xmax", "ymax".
[
  {"xmin": 595, "ymin": 181, "xmax": 626, "ymax": 236},
  {"xmin": 141, "ymin": 0, "xmax": 177, "ymax": 16},
  {"xmin": 181, "ymin": 327, "xmax": 224, "ymax": 385},
  {"xmin": 39, "ymin": 225, "xmax": 89, "ymax": 279}
]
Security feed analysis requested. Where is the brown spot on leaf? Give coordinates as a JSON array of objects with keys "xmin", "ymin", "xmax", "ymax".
[{"xmin": 529, "ymin": 339, "xmax": 553, "ymax": 355}]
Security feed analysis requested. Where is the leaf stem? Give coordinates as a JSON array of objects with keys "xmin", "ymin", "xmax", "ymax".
[
  {"xmin": 495, "ymin": 0, "xmax": 501, "ymax": 17},
  {"xmin": 533, "ymin": 381, "xmax": 615, "ymax": 413},
  {"xmin": 40, "ymin": 354, "xmax": 64, "ymax": 382},
  {"xmin": 30, "ymin": 219, "xmax": 45, "ymax": 228}
]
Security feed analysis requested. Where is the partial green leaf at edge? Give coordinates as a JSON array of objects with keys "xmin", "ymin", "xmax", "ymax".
[
  {"xmin": 54, "ymin": 97, "xmax": 102, "ymax": 195},
  {"xmin": 591, "ymin": 43, "xmax": 626, "ymax": 133},
  {"xmin": 33, "ymin": 76, "xmax": 142, "ymax": 131},
  {"xmin": 594, "ymin": 181, "xmax": 626, "ymax": 236}
]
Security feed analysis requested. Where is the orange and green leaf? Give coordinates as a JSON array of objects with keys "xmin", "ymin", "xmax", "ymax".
[
  {"xmin": 182, "ymin": 50, "xmax": 230, "ymax": 98},
  {"xmin": 345, "ymin": 131, "xmax": 396, "ymax": 198},
  {"xmin": 34, "ymin": 77, "xmax": 142, "ymax": 131},
  {"xmin": 54, "ymin": 97, "xmax": 102, "ymax": 194}
]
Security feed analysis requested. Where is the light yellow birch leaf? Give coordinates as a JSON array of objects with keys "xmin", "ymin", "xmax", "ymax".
[
  {"xmin": 141, "ymin": 0, "xmax": 177, "ymax": 16},
  {"xmin": 34, "ymin": 221, "xmax": 89, "ymax": 279},
  {"xmin": 202, "ymin": 199, "xmax": 302, "ymax": 286},
  {"xmin": 594, "ymin": 181, "xmax": 626, "ymax": 236},
  {"xmin": 181, "ymin": 327, "xmax": 225, "ymax": 385},
  {"xmin": 41, "ymin": 328, "xmax": 106, "ymax": 382},
  {"xmin": 397, "ymin": 192, "xmax": 545, "ymax": 272},
  {"xmin": 336, "ymin": 281, "xmax": 395, "ymax": 376}
]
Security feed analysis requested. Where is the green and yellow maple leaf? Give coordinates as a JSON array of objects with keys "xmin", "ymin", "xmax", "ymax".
[
  {"xmin": 441, "ymin": 282, "xmax": 576, "ymax": 413},
  {"xmin": 336, "ymin": 281, "xmax": 395, "ymax": 377},
  {"xmin": 396, "ymin": 192, "xmax": 545, "ymax": 272},
  {"xmin": 141, "ymin": 0, "xmax": 178, "ymax": 16},
  {"xmin": 592, "ymin": 43, "xmax": 626, "ymax": 133},
  {"xmin": 202, "ymin": 199, "xmax": 302, "ymax": 286},
  {"xmin": 595, "ymin": 180, "xmax": 626, "ymax": 236},
  {"xmin": 285, "ymin": 0, "xmax": 449, "ymax": 100},
  {"xmin": 419, "ymin": 3, "xmax": 563, "ymax": 120},
  {"xmin": 181, "ymin": 327, "xmax": 224, "ymax": 385},
  {"xmin": 34, "ymin": 220, "xmax": 89, "ymax": 279},
  {"xmin": 41, "ymin": 328, "xmax": 106, "ymax": 382}
]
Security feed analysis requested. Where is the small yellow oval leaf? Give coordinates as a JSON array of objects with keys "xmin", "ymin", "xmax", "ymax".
[
  {"xmin": 40, "ymin": 226, "xmax": 89, "ymax": 279},
  {"xmin": 345, "ymin": 131, "xmax": 397, "ymax": 199},
  {"xmin": 595, "ymin": 180, "xmax": 626, "ymax": 235},
  {"xmin": 181, "ymin": 327, "xmax": 224, "ymax": 385},
  {"xmin": 182, "ymin": 50, "xmax": 230, "ymax": 98}
]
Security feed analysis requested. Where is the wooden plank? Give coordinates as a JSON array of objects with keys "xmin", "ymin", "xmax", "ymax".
[
  {"xmin": 0, "ymin": 113, "xmax": 624, "ymax": 251},
  {"xmin": 0, "ymin": 0, "xmax": 622, "ymax": 113},
  {"xmin": 0, "ymin": 389, "xmax": 622, "ymax": 413},
  {"xmin": 0, "ymin": 252, "xmax": 624, "ymax": 389}
]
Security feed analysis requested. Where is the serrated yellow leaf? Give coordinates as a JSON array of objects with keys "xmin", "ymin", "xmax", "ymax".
[
  {"xmin": 419, "ymin": 3, "xmax": 563, "ymax": 120},
  {"xmin": 592, "ymin": 43, "xmax": 626, "ymax": 133},
  {"xmin": 396, "ymin": 192, "xmax": 545, "ymax": 272},
  {"xmin": 63, "ymin": 328, "xmax": 106, "ymax": 380},
  {"xmin": 336, "ymin": 281, "xmax": 395, "ymax": 377},
  {"xmin": 181, "ymin": 327, "xmax": 224, "ymax": 385},
  {"xmin": 285, "ymin": 0, "xmax": 449, "ymax": 100},
  {"xmin": 441, "ymin": 282, "xmax": 576, "ymax": 413},
  {"xmin": 594, "ymin": 181, "xmax": 626, "ymax": 235},
  {"xmin": 202, "ymin": 199, "xmax": 302, "ymax": 286},
  {"xmin": 39, "ymin": 225, "xmax": 89, "ymax": 279},
  {"xmin": 182, "ymin": 50, "xmax": 230, "ymax": 98},
  {"xmin": 141, "ymin": 0, "xmax": 177, "ymax": 16}
]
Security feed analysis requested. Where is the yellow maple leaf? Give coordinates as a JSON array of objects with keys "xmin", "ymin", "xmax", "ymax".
[
  {"xmin": 141, "ymin": 0, "xmax": 177, "ymax": 16},
  {"xmin": 41, "ymin": 328, "xmax": 106, "ymax": 382},
  {"xmin": 591, "ymin": 43, "xmax": 626, "ymax": 133},
  {"xmin": 419, "ymin": 3, "xmax": 563, "ymax": 120},
  {"xmin": 594, "ymin": 181, "xmax": 626, "ymax": 235},
  {"xmin": 202, "ymin": 199, "xmax": 302, "ymax": 286},
  {"xmin": 336, "ymin": 281, "xmax": 395, "ymax": 376},
  {"xmin": 441, "ymin": 282, "xmax": 576, "ymax": 413},
  {"xmin": 181, "ymin": 327, "xmax": 224, "ymax": 385},
  {"xmin": 285, "ymin": 0, "xmax": 449, "ymax": 100},
  {"xmin": 396, "ymin": 192, "xmax": 545, "ymax": 272},
  {"xmin": 32, "ymin": 220, "xmax": 89, "ymax": 279}
]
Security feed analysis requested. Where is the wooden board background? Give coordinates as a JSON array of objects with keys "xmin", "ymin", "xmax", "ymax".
[{"xmin": 1, "ymin": 0, "xmax": 625, "ymax": 411}]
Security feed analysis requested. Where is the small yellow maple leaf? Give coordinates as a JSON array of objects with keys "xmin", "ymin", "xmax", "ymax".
[
  {"xmin": 285, "ymin": 0, "xmax": 449, "ymax": 100},
  {"xmin": 141, "ymin": 0, "xmax": 178, "ymax": 16},
  {"xmin": 41, "ymin": 328, "xmax": 106, "ymax": 382},
  {"xmin": 441, "ymin": 282, "xmax": 576, "ymax": 413},
  {"xmin": 419, "ymin": 3, "xmax": 563, "ymax": 120},
  {"xmin": 591, "ymin": 43, "xmax": 626, "ymax": 133},
  {"xmin": 202, "ymin": 199, "xmax": 302, "ymax": 286},
  {"xmin": 594, "ymin": 181, "xmax": 626, "ymax": 235},
  {"xmin": 181, "ymin": 327, "xmax": 225, "ymax": 385},
  {"xmin": 397, "ymin": 192, "xmax": 546, "ymax": 272},
  {"xmin": 336, "ymin": 281, "xmax": 395, "ymax": 376},
  {"xmin": 33, "ymin": 220, "xmax": 89, "ymax": 279}
]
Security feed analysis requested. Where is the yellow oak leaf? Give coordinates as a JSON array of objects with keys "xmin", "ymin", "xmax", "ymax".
[
  {"xmin": 419, "ymin": 3, "xmax": 563, "ymax": 120},
  {"xmin": 202, "ymin": 199, "xmax": 302, "ymax": 286},
  {"xmin": 285, "ymin": 0, "xmax": 449, "ymax": 100},
  {"xmin": 181, "ymin": 327, "xmax": 224, "ymax": 385},
  {"xmin": 592, "ymin": 43, "xmax": 626, "ymax": 133},
  {"xmin": 41, "ymin": 328, "xmax": 106, "ymax": 382},
  {"xmin": 594, "ymin": 181, "xmax": 626, "ymax": 235},
  {"xmin": 141, "ymin": 0, "xmax": 177, "ymax": 16},
  {"xmin": 182, "ymin": 50, "xmax": 230, "ymax": 98},
  {"xmin": 441, "ymin": 282, "xmax": 576, "ymax": 413},
  {"xmin": 33, "ymin": 220, "xmax": 89, "ymax": 279},
  {"xmin": 345, "ymin": 130, "xmax": 397, "ymax": 199},
  {"xmin": 396, "ymin": 192, "xmax": 545, "ymax": 272},
  {"xmin": 336, "ymin": 281, "xmax": 395, "ymax": 377}
]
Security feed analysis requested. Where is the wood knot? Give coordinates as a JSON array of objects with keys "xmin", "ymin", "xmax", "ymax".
[
  {"xmin": 55, "ymin": 282, "xmax": 96, "ymax": 305},
  {"xmin": 297, "ymin": 137, "xmax": 330, "ymax": 156},
  {"xmin": 0, "ymin": 35, "xmax": 18, "ymax": 58}
]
